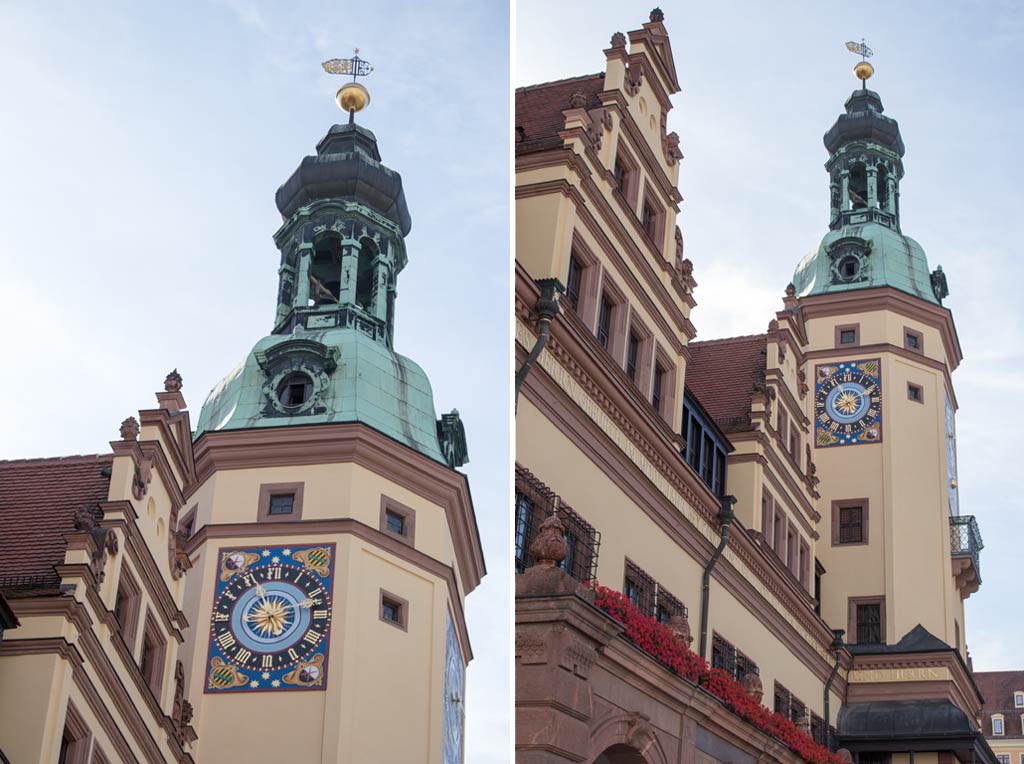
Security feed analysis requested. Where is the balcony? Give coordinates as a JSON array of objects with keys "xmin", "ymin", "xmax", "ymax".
[{"xmin": 950, "ymin": 515, "xmax": 983, "ymax": 599}]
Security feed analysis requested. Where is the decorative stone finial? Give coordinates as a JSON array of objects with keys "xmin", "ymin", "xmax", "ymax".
[
  {"xmin": 649, "ymin": 8, "xmax": 664, "ymax": 22},
  {"xmin": 164, "ymin": 368, "xmax": 183, "ymax": 393},
  {"xmin": 181, "ymin": 699, "xmax": 194, "ymax": 726},
  {"xmin": 785, "ymin": 282, "xmax": 796, "ymax": 297},
  {"xmin": 73, "ymin": 505, "xmax": 98, "ymax": 532},
  {"xmin": 741, "ymin": 672, "xmax": 764, "ymax": 702},
  {"xmin": 568, "ymin": 90, "xmax": 588, "ymax": 110},
  {"xmin": 610, "ymin": 32, "xmax": 626, "ymax": 49},
  {"xmin": 666, "ymin": 613, "xmax": 694, "ymax": 646},
  {"xmin": 931, "ymin": 265, "xmax": 949, "ymax": 302},
  {"xmin": 119, "ymin": 416, "xmax": 140, "ymax": 441},
  {"xmin": 529, "ymin": 515, "xmax": 568, "ymax": 568}
]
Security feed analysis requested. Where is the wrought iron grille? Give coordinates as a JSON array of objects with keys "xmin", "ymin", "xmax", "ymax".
[
  {"xmin": 624, "ymin": 559, "xmax": 656, "ymax": 617},
  {"xmin": 514, "ymin": 464, "xmax": 600, "ymax": 583},
  {"xmin": 810, "ymin": 713, "xmax": 826, "ymax": 746},
  {"xmin": 950, "ymin": 515, "xmax": 983, "ymax": 580},
  {"xmin": 773, "ymin": 682, "xmax": 806, "ymax": 724},
  {"xmin": 711, "ymin": 633, "xmax": 759, "ymax": 681},
  {"xmin": 655, "ymin": 586, "xmax": 687, "ymax": 624}
]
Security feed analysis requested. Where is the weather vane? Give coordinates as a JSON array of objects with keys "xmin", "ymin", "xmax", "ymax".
[
  {"xmin": 322, "ymin": 49, "xmax": 374, "ymax": 123},
  {"xmin": 844, "ymin": 38, "xmax": 875, "ymax": 87}
]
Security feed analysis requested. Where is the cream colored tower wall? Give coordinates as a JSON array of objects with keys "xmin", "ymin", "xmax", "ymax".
[
  {"xmin": 182, "ymin": 460, "xmax": 466, "ymax": 764},
  {"xmin": 518, "ymin": 398, "xmax": 843, "ymax": 719},
  {"xmin": 0, "ymin": 652, "xmax": 65, "ymax": 763},
  {"xmin": 805, "ymin": 310, "xmax": 961, "ymax": 648}
]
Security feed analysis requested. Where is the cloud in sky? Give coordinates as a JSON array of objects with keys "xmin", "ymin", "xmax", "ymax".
[
  {"xmin": 518, "ymin": 0, "xmax": 1024, "ymax": 672},
  {"xmin": 0, "ymin": 1, "xmax": 508, "ymax": 761}
]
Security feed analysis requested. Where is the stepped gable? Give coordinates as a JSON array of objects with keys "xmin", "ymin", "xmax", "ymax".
[{"xmin": 515, "ymin": 72, "xmax": 605, "ymax": 155}]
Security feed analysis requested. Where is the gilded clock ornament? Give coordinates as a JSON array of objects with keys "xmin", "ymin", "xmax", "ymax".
[
  {"xmin": 814, "ymin": 359, "xmax": 882, "ymax": 447},
  {"xmin": 205, "ymin": 543, "xmax": 335, "ymax": 692}
]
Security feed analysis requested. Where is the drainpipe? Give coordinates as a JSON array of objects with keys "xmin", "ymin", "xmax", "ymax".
[
  {"xmin": 698, "ymin": 495, "xmax": 736, "ymax": 660},
  {"xmin": 514, "ymin": 278, "xmax": 563, "ymax": 412},
  {"xmin": 824, "ymin": 629, "xmax": 845, "ymax": 750}
]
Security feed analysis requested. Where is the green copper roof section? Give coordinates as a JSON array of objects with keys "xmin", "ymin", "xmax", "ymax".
[
  {"xmin": 793, "ymin": 222, "xmax": 939, "ymax": 304},
  {"xmin": 194, "ymin": 326, "xmax": 446, "ymax": 462}
]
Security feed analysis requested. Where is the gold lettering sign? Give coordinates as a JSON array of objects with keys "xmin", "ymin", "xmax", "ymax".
[{"xmin": 849, "ymin": 667, "xmax": 946, "ymax": 683}]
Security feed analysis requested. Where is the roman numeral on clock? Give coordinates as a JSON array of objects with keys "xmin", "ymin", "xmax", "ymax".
[
  {"xmin": 303, "ymin": 630, "xmax": 322, "ymax": 645},
  {"xmin": 217, "ymin": 632, "xmax": 236, "ymax": 650},
  {"xmin": 235, "ymin": 648, "xmax": 252, "ymax": 664},
  {"xmin": 214, "ymin": 613, "xmax": 229, "ymax": 621},
  {"xmin": 262, "ymin": 654, "xmax": 274, "ymax": 669},
  {"xmin": 267, "ymin": 567, "xmax": 282, "ymax": 580},
  {"xmin": 288, "ymin": 648, "xmax": 298, "ymax": 661},
  {"xmin": 313, "ymin": 609, "xmax": 328, "ymax": 620}
]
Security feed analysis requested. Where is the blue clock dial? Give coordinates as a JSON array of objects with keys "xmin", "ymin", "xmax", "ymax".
[{"xmin": 814, "ymin": 360, "xmax": 883, "ymax": 447}]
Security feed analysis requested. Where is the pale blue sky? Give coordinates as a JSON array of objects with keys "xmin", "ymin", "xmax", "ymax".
[
  {"xmin": 0, "ymin": 1, "xmax": 508, "ymax": 761},
  {"xmin": 518, "ymin": 1, "xmax": 1023, "ymax": 672}
]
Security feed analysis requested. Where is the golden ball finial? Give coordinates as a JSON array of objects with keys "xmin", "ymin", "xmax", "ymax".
[
  {"xmin": 336, "ymin": 82, "xmax": 370, "ymax": 114},
  {"xmin": 854, "ymin": 61, "xmax": 874, "ymax": 82}
]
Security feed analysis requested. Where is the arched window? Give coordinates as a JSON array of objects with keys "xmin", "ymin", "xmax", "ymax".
[
  {"xmin": 849, "ymin": 163, "xmax": 868, "ymax": 209},
  {"xmin": 876, "ymin": 164, "xmax": 890, "ymax": 210},
  {"xmin": 310, "ymin": 235, "xmax": 342, "ymax": 305},
  {"xmin": 356, "ymin": 237, "xmax": 378, "ymax": 311}
]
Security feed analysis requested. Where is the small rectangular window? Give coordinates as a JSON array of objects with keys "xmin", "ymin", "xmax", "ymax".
[
  {"xmin": 652, "ymin": 364, "xmax": 665, "ymax": 413},
  {"xmin": 1016, "ymin": 692, "xmax": 1024, "ymax": 708},
  {"xmin": 833, "ymin": 499, "xmax": 869, "ymax": 546},
  {"xmin": 565, "ymin": 254, "xmax": 583, "ymax": 311},
  {"xmin": 993, "ymin": 718, "xmax": 1005, "ymax": 736},
  {"xmin": 597, "ymin": 294, "xmax": 613, "ymax": 349},
  {"xmin": 385, "ymin": 510, "xmax": 404, "ymax": 535},
  {"xmin": 840, "ymin": 330, "xmax": 856, "ymax": 344},
  {"xmin": 907, "ymin": 383, "xmax": 923, "ymax": 403},
  {"xmin": 835, "ymin": 323, "xmax": 860, "ymax": 347},
  {"xmin": 856, "ymin": 603, "xmax": 882, "ymax": 644},
  {"xmin": 626, "ymin": 332, "xmax": 640, "ymax": 382},
  {"xmin": 380, "ymin": 496, "xmax": 416, "ymax": 545},
  {"xmin": 268, "ymin": 494, "xmax": 294, "ymax": 515},
  {"xmin": 379, "ymin": 590, "xmax": 408, "ymax": 631},
  {"xmin": 623, "ymin": 560, "xmax": 655, "ymax": 617},
  {"xmin": 905, "ymin": 327, "xmax": 924, "ymax": 353}
]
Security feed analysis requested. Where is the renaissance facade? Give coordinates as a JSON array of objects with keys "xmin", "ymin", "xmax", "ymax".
[
  {"xmin": 514, "ymin": 10, "xmax": 991, "ymax": 764},
  {"xmin": 0, "ymin": 93, "xmax": 483, "ymax": 763}
]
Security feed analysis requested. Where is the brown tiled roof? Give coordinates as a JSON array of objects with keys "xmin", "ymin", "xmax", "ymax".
[
  {"xmin": 975, "ymin": 670, "xmax": 1024, "ymax": 738},
  {"xmin": 0, "ymin": 454, "xmax": 113, "ymax": 594},
  {"xmin": 685, "ymin": 334, "xmax": 768, "ymax": 434},
  {"xmin": 515, "ymin": 72, "xmax": 604, "ymax": 155}
]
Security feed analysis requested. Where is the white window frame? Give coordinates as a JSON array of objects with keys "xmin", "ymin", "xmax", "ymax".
[
  {"xmin": 992, "ymin": 714, "xmax": 1005, "ymax": 736},
  {"xmin": 1015, "ymin": 690, "xmax": 1024, "ymax": 708}
]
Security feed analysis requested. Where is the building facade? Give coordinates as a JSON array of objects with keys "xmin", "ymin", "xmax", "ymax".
[
  {"xmin": 515, "ymin": 10, "xmax": 992, "ymax": 764},
  {"xmin": 975, "ymin": 672, "xmax": 1024, "ymax": 764},
  {"xmin": 0, "ymin": 104, "xmax": 483, "ymax": 763}
]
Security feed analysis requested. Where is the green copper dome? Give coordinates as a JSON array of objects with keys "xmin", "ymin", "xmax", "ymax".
[
  {"xmin": 794, "ymin": 222, "xmax": 939, "ymax": 304},
  {"xmin": 793, "ymin": 87, "xmax": 948, "ymax": 305},
  {"xmin": 194, "ymin": 121, "xmax": 468, "ymax": 469},
  {"xmin": 194, "ymin": 326, "xmax": 445, "ymax": 461}
]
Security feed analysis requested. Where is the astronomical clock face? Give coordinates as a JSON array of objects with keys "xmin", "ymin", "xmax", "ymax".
[
  {"xmin": 442, "ymin": 614, "xmax": 465, "ymax": 764},
  {"xmin": 205, "ymin": 544, "xmax": 335, "ymax": 693},
  {"xmin": 814, "ymin": 359, "xmax": 882, "ymax": 447}
]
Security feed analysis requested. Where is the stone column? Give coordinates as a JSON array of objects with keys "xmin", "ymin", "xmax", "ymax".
[
  {"xmin": 886, "ymin": 176, "xmax": 897, "ymax": 215},
  {"xmin": 866, "ymin": 166, "xmax": 878, "ymax": 209},
  {"xmin": 840, "ymin": 171, "xmax": 850, "ymax": 212},
  {"xmin": 515, "ymin": 516, "xmax": 623, "ymax": 763},
  {"xmin": 338, "ymin": 241, "xmax": 359, "ymax": 306},
  {"xmin": 295, "ymin": 245, "xmax": 312, "ymax": 308}
]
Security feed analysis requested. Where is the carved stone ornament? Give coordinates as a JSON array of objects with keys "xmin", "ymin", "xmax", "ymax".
[
  {"xmin": 797, "ymin": 368, "xmax": 809, "ymax": 398},
  {"xmin": 73, "ymin": 505, "xmax": 97, "ymax": 532},
  {"xmin": 678, "ymin": 258, "xmax": 693, "ymax": 279},
  {"xmin": 119, "ymin": 416, "xmax": 140, "ymax": 441},
  {"xmin": 742, "ymin": 672, "xmax": 764, "ymax": 703},
  {"xmin": 785, "ymin": 282, "xmax": 796, "ymax": 298},
  {"xmin": 625, "ymin": 712, "xmax": 654, "ymax": 746},
  {"xmin": 568, "ymin": 90, "xmax": 588, "ymax": 109},
  {"xmin": 132, "ymin": 458, "xmax": 153, "ymax": 501},
  {"xmin": 530, "ymin": 515, "xmax": 568, "ymax": 567},
  {"xmin": 768, "ymin": 318, "xmax": 779, "ymax": 332},
  {"xmin": 778, "ymin": 342, "xmax": 787, "ymax": 364},
  {"xmin": 664, "ymin": 131, "xmax": 683, "ymax": 164},
  {"xmin": 104, "ymin": 529, "xmax": 119, "ymax": 556},
  {"xmin": 437, "ymin": 409, "xmax": 469, "ymax": 469},
  {"xmin": 181, "ymin": 699, "xmax": 194, "ymax": 726},
  {"xmin": 837, "ymin": 750, "xmax": 854, "ymax": 764},
  {"xmin": 666, "ymin": 613, "xmax": 693, "ymax": 646},
  {"xmin": 164, "ymin": 368, "xmax": 183, "ymax": 393},
  {"xmin": 649, "ymin": 7, "xmax": 665, "ymax": 22},
  {"xmin": 610, "ymin": 31, "xmax": 626, "ymax": 49}
]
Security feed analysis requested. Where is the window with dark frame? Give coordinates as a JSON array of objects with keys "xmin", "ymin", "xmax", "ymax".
[
  {"xmin": 681, "ymin": 394, "xmax": 729, "ymax": 496},
  {"xmin": 268, "ymin": 493, "xmax": 295, "ymax": 516},
  {"xmin": 856, "ymin": 602, "xmax": 883, "ymax": 644},
  {"xmin": 139, "ymin": 615, "xmax": 165, "ymax": 697},
  {"xmin": 626, "ymin": 331, "xmax": 640, "ymax": 382},
  {"xmin": 905, "ymin": 328, "xmax": 923, "ymax": 353},
  {"xmin": 278, "ymin": 373, "xmax": 313, "ymax": 408},
  {"xmin": 614, "ymin": 155, "xmax": 630, "ymax": 195},
  {"xmin": 624, "ymin": 560, "xmax": 656, "ymax": 617},
  {"xmin": 566, "ymin": 254, "xmax": 583, "ymax": 311},
  {"xmin": 382, "ymin": 599, "xmax": 401, "ymax": 624},
  {"xmin": 385, "ymin": 510, "xmax": 405, "ymax": 536},
  {"xmin": 711, "ymin": 633, "xmax": 759, "ymax": 683},
  {"xmin": 773, "ymin": 682, "xmax": 806, "ymax": 724},
  {"xmin": 114, "ymin": 569, "xmax": 140, "ymax": 647},
  {"xmin": 652, "ymin": 363, "xmax": 665, "ymax": 412},
  {"xmin": 839, "ymin": 328, "xmax": 857, "ymax": 344},
  {"xmin": 838, "ymin": 505, "xmax": 864, "ymax": 544},
  {"xmin": 597, "ymin": 294, "xmax": 613, "ymax": 349},
  {"xmin": 642, "ymin": 199, "xmax": 659, "ymax": 241},
  {"xmin": 908, "ymin": 382, "xmax": 923, "ymax": 403}
]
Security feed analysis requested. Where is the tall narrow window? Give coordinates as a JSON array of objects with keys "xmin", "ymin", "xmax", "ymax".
[
  {"xmin": 140, "ymin": 612, "xmax": 166, "ymax": 698},
  {"xmin": 613, "ymin": 156, "xmax": 630, "ymax": 196},
  {"xmin": 833, "ymin": 500, "xmax": 868, "ymax": 545},
  {"xmin": 597, "ymin": 294, "xmax": 613, "ymax": 349},
  {"xmin": 310, "ymin": 235, "xmax": 342, "ymax": 304},
  {"xmin": 58, "ymin": 704, "xmax": 90, "ymax": 764},
  {"xmin": 856, "ymin": 602, "xmax": 882, "ymax": 644},
  {"xmin": 565, "ymin": 254, "xmax": 583, "ymax": 311},
  {"xmin": 993, "ymin": 716, "xmax": 1005, "ymax": 736},
  {"xmin": 114, "ymin": 567, "xmax": 141, "ymax": 648},
  {"xmin": 652, "ymin": 363, "xmax": 665, "ymax": 413},
  {"xmin": 849, "ymin": 163, "xmax": 868, "ymax": 209},
  {"xmin": 876, "ymin": 164, "xmax": 890, "ymax": 209},
  {"xmin": 626, "ymin": 332, "xmax": 640, "ymax": 382},
  {"xmin": 356, "ymin": 237, "xmax": 378, "ymax": 311},
  {"xmin": 642, "ymin": 199, "xmax": 659, "ymax": 241}
]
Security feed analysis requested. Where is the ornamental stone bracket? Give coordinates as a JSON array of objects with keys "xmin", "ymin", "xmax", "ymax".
[{"xmin": 952, "ymin": 556, "xmax": 980, "ymax": 600}]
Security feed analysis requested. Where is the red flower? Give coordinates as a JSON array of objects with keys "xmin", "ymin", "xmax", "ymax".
[{"xmin": 586, "ymin": 584, "xmax": 844, "ymax": 764}]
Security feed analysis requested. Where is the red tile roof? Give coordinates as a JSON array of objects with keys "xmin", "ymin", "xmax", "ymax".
[
  {"xmin": 975, "ymin": 670, "xmax": 1024, "ymax": 738},
  {"xmin": 515, "ymin": 73, "xmax": 605, "ymax": 156},
  {"xmin": 685, "ymin": 335, "xmax": 768, "ymax": 434},
  {"xmin": 0, "ymin": 454, "xmax": 113, "ymax": 594}
]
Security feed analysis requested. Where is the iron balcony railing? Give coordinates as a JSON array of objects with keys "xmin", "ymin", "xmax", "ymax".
[{"xmin": 950, "ymin": 515, "xmax": 983, "ymax": 580}]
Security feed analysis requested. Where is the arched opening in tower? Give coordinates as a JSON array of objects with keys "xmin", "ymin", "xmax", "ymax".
[
  {"xmin": 310, "ymin": 235, "xmax": 342, "ymax": 305},
  {"xmin": 849, "ymin": 163, "xmax": 868, "ymax": 210},
  {"xmin": 876, "ymin": 164, "xmax": 890, "ymax": 210},
  {"xmin": 356, "ymin": 237, "xmax": 378, "ymax": 311}
]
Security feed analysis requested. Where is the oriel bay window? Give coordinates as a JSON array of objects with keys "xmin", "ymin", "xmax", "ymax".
[
  {"xmin": 514, "ymin": 464, "xmax": 600, "ymax": 582},
  {"xmin": 681, "ymin": 389, "xmax": 730, "ymax": 496}
]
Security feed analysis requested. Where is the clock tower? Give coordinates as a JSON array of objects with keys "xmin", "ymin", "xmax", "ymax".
[
  {"xmin": 178, "ymin": 83, "xmax": 484, "ymax": 764},
  {"xmin": 792, "ymin": 67, "xmax": 984, "ymax": 753}
]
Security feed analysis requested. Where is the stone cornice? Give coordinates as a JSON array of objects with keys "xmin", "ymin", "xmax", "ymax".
[{"xmin": 190, "ymin": 422, "xmax": 485, "ymax": 595}]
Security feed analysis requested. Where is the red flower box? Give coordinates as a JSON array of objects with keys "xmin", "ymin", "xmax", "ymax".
[{"xmin": 588, "ymin": 584, "xmax": 844, "ymax": 764}]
